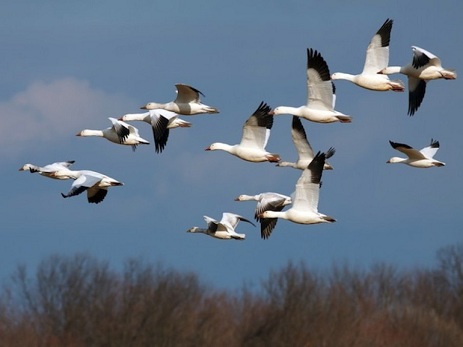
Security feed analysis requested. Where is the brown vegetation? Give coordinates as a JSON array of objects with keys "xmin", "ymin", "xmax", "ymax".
[{"xmin": 1, "ymin": 244, "xmax": 463, "ymax": 346}]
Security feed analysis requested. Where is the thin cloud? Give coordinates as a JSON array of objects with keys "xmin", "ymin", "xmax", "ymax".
[{"xmin": 0, "ymin": 78, "xmax": 134, "ymax": 156}]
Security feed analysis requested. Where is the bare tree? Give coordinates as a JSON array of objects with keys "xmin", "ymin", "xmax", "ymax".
[{"xmin": 1, "ymin": 245, "xmax": 463, "ymax": 346}]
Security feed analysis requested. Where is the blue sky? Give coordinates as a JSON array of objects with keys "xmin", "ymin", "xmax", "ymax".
[{"xmin": 1, "ymin": 1, "xmax": 462, "ymax": 290}]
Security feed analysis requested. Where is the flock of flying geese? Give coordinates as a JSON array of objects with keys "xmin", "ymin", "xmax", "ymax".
[{"xmin": 20, "ymin": 19, "xmax": 456, "ymax": 240}]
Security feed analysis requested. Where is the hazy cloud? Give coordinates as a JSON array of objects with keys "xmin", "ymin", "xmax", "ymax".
[{"xmin": 0, "ymin": 78, "xmax": 134, "ymax": 156}]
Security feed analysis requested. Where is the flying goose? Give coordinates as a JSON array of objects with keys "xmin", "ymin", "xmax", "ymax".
[
  {"xmin": 141, "ymin": 84, "xmax": 219, "ymax": 115},
  {"xmin": 331, "ymin": 18, "xmax": 405, "ymax": 92},
  {"xmin": 277, "ymin": 116, "xmax": 335, "ymax": 170},
  {"xmin": 387, "ymin": 139, "xmax": 445, "ymax": 168},
  {"xmin": 19, "ymin": 160, "xmax": 76, "ymax": 180},
  {"xmin": 206, "ymin": 101, "xmax": 280, "ymax": 162},
  {"xmin": 258, "ymin": 151, "xmax": 336, "ymax": 225},
  {"xmin": 61, "ymin": 170, "xmax": 123, "ymax": 204},
  {"xmin": 77, "ymin": 118, "xmax": 149, "ymax": 151},
  {"xmin": 378, "ymin": 46, "xmax": 457, "ymax": 115},
  {"xmin": 270, "ymin": 48, "xmax": 352, "ymax": 123},
  {"xmin": 187, "ymin": 213, "xmax": 255, "ymax": 240},
  {"xmin": 119, "ymin": 109, "xmax": 191, "ymax": 153},
  {"xmin": 235, "ymin": 192, "xmax": 292, "ymax": 239}
]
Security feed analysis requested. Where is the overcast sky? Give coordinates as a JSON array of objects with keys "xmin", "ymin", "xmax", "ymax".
[{"xmin": 1, "ymin": 1, "xmax": 462, "ymax": 290}]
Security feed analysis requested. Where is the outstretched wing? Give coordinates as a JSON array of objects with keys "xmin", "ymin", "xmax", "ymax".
[
  {"xmin": 221, "ymin": 212, "xmax": 256, "ymax": 230},
  {"xmin": 174, "ymin": 84, "xmax": 204, "ymax": 103},
  {"xmin": 419, "ymin": 139, "xmax": 440, "ymax": 159},
  {"xmin": 389, "ymin": 141, "xmax": 426, "ymax": 160},
  {"xmin": 109, "ymin": 118, "xmax": 131, "ymax": 143},
  {"xmin": 62, "ymin": 174, "xmax": 102, "ymax": 199},
  {"xmin": 363, "ymin": 18, "xmax": 393, "ymax": 73},
  {"xmin": 240, "ymin": 101, "xmax": 273, "ymax": 149},
  {"xmin": 306, "ymin": 48, "xmax": 334, "ymax": 110},
  {"xmin": 292, "ymin": 152, "xmax": 325, "ymax": 212},
  {"xmin": 411, "ymin": 46, "xmax": 441, "ymax": 69}
]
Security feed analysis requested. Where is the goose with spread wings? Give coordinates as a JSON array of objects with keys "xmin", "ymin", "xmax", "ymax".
[
  {"xmin": 235, "ymin": 192, "xmax": 292, "ymax": 239},
  {"xmin": 270, "ymin": 48, "xmax": 352, "ymax": 123},
  {"xmin": 187, "ymin": 213, "xmax": 255, "ymax": 240},
  {"xmin": 331, "ymin": 18, "xmax": 404, "ymax": 92},
  {"xmin": 378, "ymin": 46, "xmax": 456, "ymax": 115},
  {"xmin": 119, "ymin": 109, "xmax": 191, "ymax": 153},
  {"xmin": 77, "ymin": 118, "xmax": 149, "ymax": 151},
  {"xmin": 277, "ymin": 116, "xmax": 335, "ymax": 170},
  {"xmin": 206, "ymin": 101, "xmax": 280, "ymax": 162},
  {"xmin": 141, "ymin": 83, "xmax": 219, "ymax": 115},
  {"xmin": 19, "ymin": 160, "xmax": 76, "ymax": 180},
  {"xmin": 61, "ymin": 170, "xmax": 124, "ymax": 204},
  {"xmin": 387, "ymin": 139, "xmax": 445, "ymax": 168},
  {"xmin": 258, "ymin": 151, "xmax": 335, "ymax": 225}
]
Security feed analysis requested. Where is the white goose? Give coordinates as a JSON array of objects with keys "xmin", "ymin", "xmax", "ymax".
[
  {"xmin": 378, "ymin": 46, "xmax": 457, "ymax": 115},
  {"xmin": 187, "ymin": 212, "xmax": 255, "ymax": 240},
  {"xmin": 277, "ymin": 116, "xmax": 335, "ymax": 170},
  {"xmin": 206, "ymin": 101, "xmax": 280, "ymax": 162},
  {"xmin": 258, "ymin": 151, "xmax": 336, "ymax": 225},
  {"xmin": 387, "ymin": 139, "xmax": 445, "ymax": 168},
  {"xmin": 235, "ymin": 192, "xmax": 292, "ymax": 239},
  {"xmin": 61, "ymin": 170, "xmax": 124, "ymax": 204},
  {"xmin": 141, "ymin": 84, "xmax": 219, "ymax": 115},
  {"xmin": 119, "ymin": 109, "xmax": 191, "ymax": 153},
  {"xmin": 77, "ymin": 118, "xmax": 150, "ymax": 151},
  {"xmin": 331, "ymin": 18, "xmax": 404, "ymax": 92},
  {"xmin": 19, "ymin": 160, "xmax": 76, "ymax": 180},
  {"xmin": 270, "ymin": 48, "xmax": 352, "ymax": 123}
]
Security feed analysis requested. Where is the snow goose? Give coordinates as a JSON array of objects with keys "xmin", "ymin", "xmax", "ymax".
[
  {"xmin": 235, "ymin": 192, "xmax": 292, "ymax": 239},
  {"xmin": 205, "ymin": 101, "xmax": 280, "ymax": 162},
  {"xmin": 19, "ymin": 160, "xmax": 76, "ymax": 180},
  {"xmin": 387, "ymin": 139, "xmax": 445, "ymax": 168},
  {"xmin": 277, "ymin": 116, "xmax": 335, "ymax": 170},
  {"xmin": 119, "ymin": 109, "xmax": 191, "ymax": 153},
  {"xmin": 141, "ymin": 84, "xmax": 219, "ymax": 115},
  {"xmin": 270, "ymin": 49, "xmax": 352, "ymax": 123},
  {"xmin": 187, "ymin": 213, "xmax": 255, "ymax": 240},
  {"xmin": 378, "ymin": 46, "xmax": 457, "ymax": 115},
  {"xmin": 331, "ymin": 19, "xmax": 405, "ymax": 92},
  {"xmin": 258, "ymin": 151, "xmax": 336, "ymax": 225},
  {"xmin": 77, "ymin": 118, "xmax": 149, "ymax": 151},
  {"xmin": 61, "ymin": 170, "xmax": 124, "ymax": 204}
]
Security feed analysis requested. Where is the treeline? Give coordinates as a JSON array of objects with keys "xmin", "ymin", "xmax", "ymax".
[{"xmin": 1, "ymin": 244, "xmax": 463, "ymax": 346}]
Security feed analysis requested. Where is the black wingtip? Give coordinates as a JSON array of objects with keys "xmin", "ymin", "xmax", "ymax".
[
  {"xmin": 251, "ymin": 101, "xmax": 273, "ymax": 129},
  {"xmin": 377, "ymin": 18, "xmax": 393, "ymax": 48},
  {"xmin": 389, "ymin": 140, "xmax": 412, "ymax": 150},
  {"xmin": 307, "ymin": 48, "xmax": 331, "ymax": 81},
  {"xmin": 308, "ymin": 151, "xmax": 326, "ymax": 184},
  {"xmin": 325, "ymin": 147, "xmax": 336, "ymax": 159},
  {"xmin": 430, "ymin": 139, "xmax": 440, "ymax": 148}
]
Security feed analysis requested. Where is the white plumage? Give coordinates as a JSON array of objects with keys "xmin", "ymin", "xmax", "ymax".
[
  {"xmin": 19, "ymin": 160, "xmax": 76, "ymax": 180},
  {"xmin": 379, "ymin": 46, "xmax": 457, "ymax": 115},
  {"xmin": 387, "ymin": 139, "xmax": 445, "ymax": 168},
  {"xmin": 77, "ymin": 117, "xmax": 150, "ymax": 151},
  {"xmin": 141, "ymin": 84, "xmax": 219, "ymax": 115},
  {"xmin": 235, "ymin": 192, "xmax": 292, "ymax": 239},
  {"xmin": 259, "ymin": 152, "xmax": 335, "ymax": 226},
  {"xmin": 206, "ymin": 101, "xmax": 280, "ymax": 162},
  {"xmin": 271, "ymin": 48, "xmax": 352, "ymax": 123},
  {"xmin": 187, "ymin": 213, "xmax": 255, "ymax": 240},
  {"xmin": 331, "ymin": 19, "xmax": 405, "ymax": 92},
  {"xmin": 120, "ymin": 109, "xmax": 191, "ymax": 153},
  {"xmin": 61, "ymin": 170, "xmax": 124, "ymax": 204},
  {"xmin": 276, "ymin": 116, "xmax": 335, "ymax": 170}
]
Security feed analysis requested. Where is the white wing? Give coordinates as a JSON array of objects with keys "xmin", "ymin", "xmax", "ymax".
[
  {"xmin": 362, "ymin": 19, "xmax": 393, "ymax": 73},
  {"xmin": 306, "ymin": 49, "xmax": 334, "ymax": 110}
]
